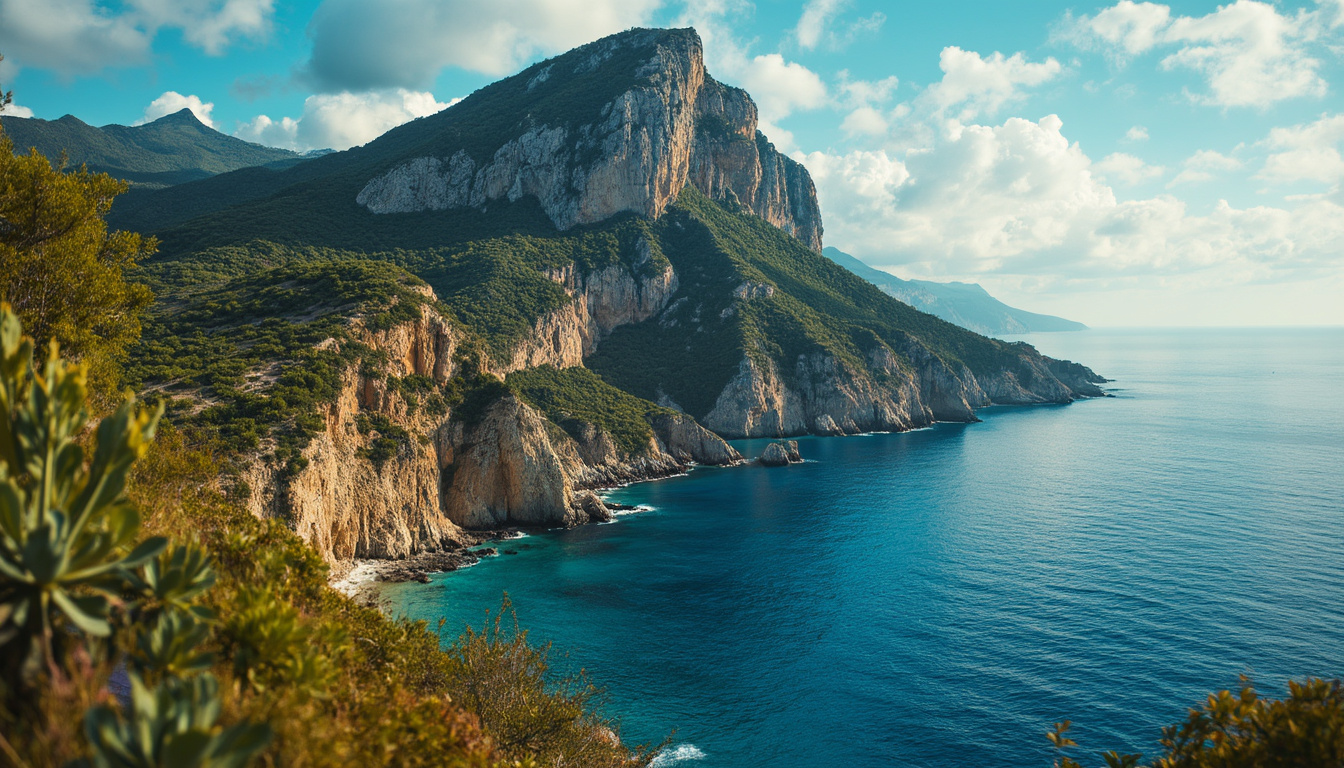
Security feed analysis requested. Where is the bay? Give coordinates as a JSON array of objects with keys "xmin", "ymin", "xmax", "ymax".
[{"xmin": 384, "ymin": 328, "xmax": 1344, "ymax": 767}]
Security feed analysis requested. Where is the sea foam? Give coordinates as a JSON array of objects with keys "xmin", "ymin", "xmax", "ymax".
[{"xmin": 650, "ymin": 744, "xmax": 706, "ymax": 766}]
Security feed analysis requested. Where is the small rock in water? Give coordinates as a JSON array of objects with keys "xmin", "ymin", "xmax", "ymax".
[
  {"xmin": 758, "ymin": 440, "xmax": 803, "ymax": 466},
  {"xmin": 573, "ymin": 490, "xmax": 615, "ymax": 522}
]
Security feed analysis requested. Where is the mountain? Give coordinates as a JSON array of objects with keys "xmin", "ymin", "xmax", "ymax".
[
  {"xmin": 0, "ymin": 108, "xmax": 302, "ymax": 188},
  {"xmin": 823, "ymin": 246, "xmax": 1087, "ymax": 335},
  {"xmin": 100, "ymin": 27, "xmax": 1104, "ymax": 565}
]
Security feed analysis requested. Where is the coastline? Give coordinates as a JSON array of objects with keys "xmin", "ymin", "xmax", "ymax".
[{"xmin": 327, "ymin": 397, "xmax": 1113, "ymax": 603}]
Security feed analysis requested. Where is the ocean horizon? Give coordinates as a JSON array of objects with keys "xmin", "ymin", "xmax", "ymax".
[{"xmin": 383, "ymin": 327, "xmax": 1344, "ymax": 766}]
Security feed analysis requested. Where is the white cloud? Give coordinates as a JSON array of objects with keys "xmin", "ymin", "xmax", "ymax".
[
  {"xmin": 799, "ymin": 113, "xmax": 1344, "ymax": 287},
  {"xmin": 837, "ymin": 72, "xmax": 899, "ymax": 109},
  {"xmin": 795, "ymin": 0, "xmax": 846, "ymax": 50},
  {"xmin": 1257, "ymin": 113, "xmax": 1344, "ymax": 187},
  {"xmin": 0, "ymin": 0, "xmax": 274, "ymax": 75},
  {"xmin": 1168, "ymin": 149, "xmax": 1243, "ymax": 187},
  {"xmin": 1063, "ymin": 1, "xmax": 1172, "ymax": 58},
  {"xmin": 1095, "ymin": 152, "xmax": 1165, "ymax": 185},
  {"xmin": 920, "ymin": 47, "xmax": 1062, "ymax": 121},
  {"xmin": 127, "ymin": 0, "xmax": 275, "ymax": 55},
  {"xmin": 1064, "ymin": 0, "xmax": 1333, "ymax": 108},
  {"xmin": 1161, "ymin": 1, "xmax": 1326, "ymax": 108},
  {"xmin": 303, "ymin": 0, "xmax": 660, "ymax": 91},
  {"xmin": 235, "ymin": 89, "xmax": 457, "ymax": 151},
  {"xmin": 0, "ymin": 0, "xmax": 150, "ymax": 76},
  {"xmin": 3, "ymin": 102, "xmax": 34, "ymax": 118},
  {"xmin": 136, "ymin": 91, "xmax": 216, "ymax": 127},
  {"xmin": 1125, "ymin": 125, "xmax": 1150, "ymax": 141},
  {"xmin": 840, "ymin": 106, "xmax": 889, "ymax": 137},
  {"xmin": 737, "ymin": 53, "xmax": 828, "ymax": 122}
]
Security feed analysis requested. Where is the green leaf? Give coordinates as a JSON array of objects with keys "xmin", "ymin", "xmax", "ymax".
[{"xmin": 51, "ymin": 589, "xmax": 111, "ymax": 636}]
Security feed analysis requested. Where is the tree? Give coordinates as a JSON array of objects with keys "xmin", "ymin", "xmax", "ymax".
[
  {"xmin": 0, "ymin": 83, "xmax": 155, "ymax": 404},
  {"xmin": 1, "ymin": 53, "xmax": 12, "ymax": 113},
  {"xmin": 1049, "ymin": 677, "xmax": 1344, "ymax": 768}
]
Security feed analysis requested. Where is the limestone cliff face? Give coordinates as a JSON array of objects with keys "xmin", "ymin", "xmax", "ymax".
[
  {"xmin": 700, "ymin": 336, "xmax": 1102, "ymax": 440},
  {"xmin": 500, "ymin": 242, "xmax": 678, "ymax": 373},
  {"xmin": 355, "ymin": 28, "xmax": 824, "ymax": 251},
  {"xmin": 239, "ymin": 309, "xmax": 465, "ymax": 562},
  {"xmin": 438, "ymin": 396, "xmax": 741, "ymax": 530},
  {"xmin": 240, "ymin": 285, "xmax": 740, "ymax": 565}
]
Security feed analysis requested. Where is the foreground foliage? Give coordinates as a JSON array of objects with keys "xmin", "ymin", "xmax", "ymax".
[
  {"xmin": 0, "ymin": 306, "xmax": 654, "ymax": 767},
  {"xmin": 1049, "ymin": 677, "xmax": 1344, "ymax": 767},
  {"xmin": 0, "ymin": 124, "xmax": 155, "ymax": 406}
]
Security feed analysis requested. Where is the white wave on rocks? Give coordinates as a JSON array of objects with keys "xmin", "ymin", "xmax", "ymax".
[{"xmin": 650, "ymin": 744, "xmax": 706, "ymax": 766}]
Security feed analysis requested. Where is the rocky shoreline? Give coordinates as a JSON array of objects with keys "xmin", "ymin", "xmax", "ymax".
[{"xmin": 330, "ymin": 503, "xmax": 646, "ymax": 608}]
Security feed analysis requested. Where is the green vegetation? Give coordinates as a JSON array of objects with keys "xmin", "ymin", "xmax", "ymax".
[
  {"xmin": 0, "ymin": 306, "xmax": 654, "ymax": 768},
  {"xmin": 507, "ymin": 366, "xmax": 676, "ymax": 455},
  {"xmin": 137, "ymin": 213, "xmax": 667, "ymax": 364},
  {"xmin": 1048, "ymin": 677, "xmax": 1344, "ymax": 767},
  {"xmin": 124, "ymin": 259, "xmax": 440, "ymax": 474},
  {"xmin": 0, "ymin": 304, "xmax": 270, "ymax": 767},
  {"xmin": 591, "ymin": 188, "xmax": 1042, "ymax": 419},
  {"xmin": 0, "ymin": 124, "xmax": 156, "ymax": 405},
  {"xmin": 0, "ymin": 109, "xmax": 300, "ymax": 190}
]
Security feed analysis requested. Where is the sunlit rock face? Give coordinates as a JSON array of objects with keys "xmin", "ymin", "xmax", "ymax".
[{"xmin": 356, "ymin": 28, "xmax": 824, "ymax": 251}]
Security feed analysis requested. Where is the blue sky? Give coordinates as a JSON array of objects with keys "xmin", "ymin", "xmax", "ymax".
[{"xmin": 3, "ymin": 0, "xmax": 1342, "ymax": 326}]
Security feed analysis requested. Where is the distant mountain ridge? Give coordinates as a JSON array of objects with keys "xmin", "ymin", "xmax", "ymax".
[
  {"xmin": 822, "ymin": 247, "xmax": 1086, "ymax": 335},
  {"xmin": 0, "ymin": 108, "xmax": 303, "ymax": 188}
]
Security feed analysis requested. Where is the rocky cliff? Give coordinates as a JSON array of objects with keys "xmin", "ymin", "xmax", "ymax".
[
  {"xmin": 502, "ymin": 239, "xmax": 679, "ymax": 372},
  {"xmin": 238, "ymin": 287, "xmax": 741, "ymax": 564},
  {"xmin": 701, "ymin": 340, "xmax": 1104, "ymax": 439},
  {"xmin": 354, "ymin": 28, "xmax": 824, "ymax": 251}
]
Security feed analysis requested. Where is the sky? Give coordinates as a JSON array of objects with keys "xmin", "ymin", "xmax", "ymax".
[{"xmin": 2, "ymin": 0, "xmax": 1342, "ymax": 327}]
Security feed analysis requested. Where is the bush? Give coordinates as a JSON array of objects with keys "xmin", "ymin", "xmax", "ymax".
[{"xmin": 1048, "ymin": 676, "xmax": 1344, "ymax": 768}]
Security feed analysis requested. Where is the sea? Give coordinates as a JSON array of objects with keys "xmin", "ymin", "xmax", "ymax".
[{"xmin": 382, "ymin": 328, "xmax": 1344, "ymax": 767}]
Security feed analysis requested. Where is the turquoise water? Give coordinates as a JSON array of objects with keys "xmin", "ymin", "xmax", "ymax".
[{"xmin": 384, "ymin": 329, "xmax": 1344, "ymax": 767}]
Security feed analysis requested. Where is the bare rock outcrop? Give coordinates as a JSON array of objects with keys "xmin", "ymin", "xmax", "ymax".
[
  {"xmin": 699, "ymin": 334, "xmax": 1102, "ymax": 439},
  {"xmin": 440, "ymin": 396, "xmax": 582, "ymax": 529},
  {"xmin": 355, "ymin": 28, "xmax": 824, "ymax": 251},
  {"xmin": 500, "ymin": 246, "xmax": 678, "ymax": 373},
  {"xmin": 758, "ymin": 441, "xmax": 802, "ymax": 466}
]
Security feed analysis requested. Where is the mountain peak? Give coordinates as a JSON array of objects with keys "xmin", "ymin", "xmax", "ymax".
[
  {"xmin": 147, "ymin": 108, "xmax": 208, "ymax": 128},
  {"xmin": 352, "ymin": 26, "xmax": 823, "ymax": 250}
]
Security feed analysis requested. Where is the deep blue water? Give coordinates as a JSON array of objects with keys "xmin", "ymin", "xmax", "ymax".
[{"xmin": 384, "ymin": 328, "xmax": 1344, "ymax": 767}]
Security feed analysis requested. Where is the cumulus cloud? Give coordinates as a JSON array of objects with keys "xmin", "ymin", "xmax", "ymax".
[
  {"xmin": 126, "ymin": 0, "xmax": 274, "ymax": 55},
  {"xmin": 136, "ymin": 91, "xmax": 216, "ymax": 127},
  {"xmin": 302, "ymin": 0, "xmax": 659, "ymax": 91},
  {"xmin": 1063, "ymin": 0, "xmax": 1333, "ymax": 108},
  {"xmin": 1060, "ymin": 0, "xmax": 1171, "ymax": 59},
  {"xmin": 1095, "ymin": 152, "xmax": 1165, "ymax": 185},
  {"xmin": 799, "ymin": 113, "xmax": 1344, "ymax": 287},
  {"xmin": 837, "ymin": 72, "xmax": 900, "ymax": 109},
  {"xmin": 0, "ymin": 0, "xmax": 150, "ymax": 75},
  {"xmin": 1257, "ymin": 113, "xmax": 1344, "ymax": 188},
  {"xmin": 2, "ymin": 101, "xmax": 34, "ymax": 118},
  {"xmin": 919, "ymin": 47, "xmax": 1062, "ymax": 121},
  {"xmin": 0, "ymin": 0, "xmax": 274, "ymax": 75},
  {"xmin": 1168, "ymin": 149, "xmax": 1242, "ymax": 187},
  {"xmin": 737, "ymin": 53, "xmax": 828, "ymax": 121},
  {"xmin": 235, "ymin": 89, "xmax": 457, "ymax": 151},
  {"xmin": 1125, "ymin": 125, "xmax": 1149, "ymax": 141}
]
